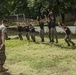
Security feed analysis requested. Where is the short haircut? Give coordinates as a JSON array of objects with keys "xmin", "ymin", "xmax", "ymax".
[{"xmin": 2, "ymin": 19, "xmax": 8, "ymax": 23}]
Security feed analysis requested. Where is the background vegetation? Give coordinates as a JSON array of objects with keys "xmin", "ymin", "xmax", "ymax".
[{"xmin": 0, "ymin": 0, "xmax": 76, "ymax": 20}]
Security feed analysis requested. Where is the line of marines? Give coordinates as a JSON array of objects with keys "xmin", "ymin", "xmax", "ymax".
[{"xmin": 17, "ymin": 16, "xmax": 75, "ymax": 46}]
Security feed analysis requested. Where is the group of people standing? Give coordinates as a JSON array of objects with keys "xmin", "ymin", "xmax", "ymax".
[
  {"xmin": 17, "ymin": 10, "xmax": 75, "ymax": 46},
  {"xmin": 17, "ymin": 16, "xmax": 58, "ymax": 44},
  {"xmin": 38, "ymin": 15, "xmax": 75, "ymax": 46},
  {"xmin": 39, "ymin": 16, "xmax": 58, "ymax": 43},
  {"xmin": 17, "ymin": 23, "xmax": 36, "ymax": 42}
]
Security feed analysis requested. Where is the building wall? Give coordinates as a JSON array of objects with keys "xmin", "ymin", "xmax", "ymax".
[{"xmin": 34, "ymin": 26, "xmax": 76, "ymax": 34}]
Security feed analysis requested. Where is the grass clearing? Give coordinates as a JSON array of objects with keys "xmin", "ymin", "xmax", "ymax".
[{"xmin": 0, "ymin": 32, "xmax": 76, "ymax": 75}]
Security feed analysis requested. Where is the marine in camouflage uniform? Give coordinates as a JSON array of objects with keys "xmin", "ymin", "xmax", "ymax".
[
  {"xmin": 0, "ymin": 19, "xmax": 8, "ymax": 72},
  {"xmin": 25, "ymin": 25, "xmax": 30, "ymax": 40},
  {"xmin": 58, "ymin": 22, "xmax": 75, "ymax": 46},
  {"xmin": 29, "ymin": 24, "xmax": 36, "ymax": 42},
  {"xmin": 39, "ymin": 20, "xmax": 44, "ymax": 42},
  {"xmin": 50, "ymin": 17, "xmax": 58, "ymax": 43},
  {"xmin": 47, "ymin": 19, "xmax": 51, "ymax": 42},
  {"xmin": 17, "ymin": 24, "xmax": 23, "ymax": 40}
]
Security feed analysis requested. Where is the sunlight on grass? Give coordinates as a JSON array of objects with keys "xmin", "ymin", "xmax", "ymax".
[{"xmin": 4, "ymin": 35, "xmax": 76, "ymax": 75}]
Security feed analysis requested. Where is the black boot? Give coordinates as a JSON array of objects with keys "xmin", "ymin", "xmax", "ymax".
[
  {"xmin": 72, "ymin": 42, "xmax": 75, "ymax": 46},
  {"xmin": 51, "ymin": 39, "xmax": 54, "ymax": 43},
  {"xmin": 65, "ymin": 39, "xmax": 70, "ymax": 46},
  {"xmin": 41, "ymin": 39, "xmax": 44, "ymax": 42},
  {"xmin": 68, "ymin": 43, "xmax": 70, "ymax": 46}
]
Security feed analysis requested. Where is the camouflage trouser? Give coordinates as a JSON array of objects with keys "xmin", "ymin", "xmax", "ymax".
[
  {"xmin": 40, "ymin": 29, "xmax": 44, "ymax": 42},
  {"xmin": 26, "ymin": 32, "xmax": 30, "ymax": 40},
  {"xmin": 51, "ymin": 28, "xmax": 58, "ymax": 43},
  {"xmin": 30, "ymin": 32, "xmax": 36, "ymax": 42},
  {"xmin": 18, "ymin": 32, "xmax": 23, "ymax": 40},
  {"xmin": 48, "ymin": 29, "xmax": 51, "ymax": 42},
  {"xmin": 65, "ymin": 34, "xmax": 74, "ymax": 45},
  {"xmin": 0, "ymin": 45, "xmax": 6, "ymax": 70}
]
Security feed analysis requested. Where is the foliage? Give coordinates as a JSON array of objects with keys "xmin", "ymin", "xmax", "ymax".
[
  {"xmin": 0, "ymin": 0, "xmax": 28, "ymax": 19},
  {"xmin": 0, "ymin": 0, "xmax": 76, "ymax": 19}
]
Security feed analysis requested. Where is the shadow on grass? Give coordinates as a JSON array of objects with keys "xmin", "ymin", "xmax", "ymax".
[
  {"xmin": 35, "ymin": 41, "xmax": 76, "ymax": 50},
  {"xmin": 35, "ymin": 41, "xmax": 51, "ymax": 45},
  {"xmin": 54, "ymin": 43, "xmax": 76, "ymax": 50},
  {"xmin": 0, "ymin": 72, "xmax": 25, "ymax": 75},
  {"xmin": 0, "ymin": 72, "xmax": 11, "ymax": 75}
]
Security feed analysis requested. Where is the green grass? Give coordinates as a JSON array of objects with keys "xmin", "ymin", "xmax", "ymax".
[{"xmin": 1, "ymin": 34, "xmax": 76, "ymax": 75}]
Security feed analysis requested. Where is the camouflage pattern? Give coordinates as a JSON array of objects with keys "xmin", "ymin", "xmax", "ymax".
[
  {"xmin": 48, "ymin": 29, "xmax": 51, "ymax": 42},
  {"xmin": 65, "ymin": 34, "xmax": 75, "ymax": 46},
  {"xmin": 0, "ymin": 45, "xmax": 6, "ymax": 71},
  {"xmin": 18, "ymin": 32, "xmax": 23, "ymax": 40},
  {"xmin": 30, "ymin": 33, "xmax": 36, "ymax": 42},
  {"xmin": 26, "ymin": 32, "xmax": 30, "ymax": 40},
  {"xmin": 40, "ymin": 29, "xmax": 44, "ymax": 42},
  {"xmin": 51, "ymin": 28, "xmax": 58, "ymax": 43}
]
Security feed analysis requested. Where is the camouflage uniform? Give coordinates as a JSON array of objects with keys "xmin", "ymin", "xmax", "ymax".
[
  {"xmin": 0, "ymin": 45, "xmax": 6, "ymax": 71},
  {"xmin": 0, "ymin": 25, "xmax": 6, "ymax": 71},
  {"xmin": 64, "ymin": 27, "xmax": 75, "ymax": 46},
  {"xmin": 47, "ymin": 20, "xmax": 51, "ymax": 42},
  {"xmin": 29, "ymin": 25, "xmax": 36, "ymax": 42},
  {"xmin": 51, "ymin": 17, "xmax": 58, "ymax": 43},
  {"xmin": 25, "ymin": 26, "xmax": 30, "ymax": 40},
  {"xmin": 39, "ymin": 21, "xmax": 44, "ymax": 42},
  {"xmin": 17, "ymin": 25, "xmax": 23, "ymax": 40},
  {"xmin": 51, "ymin": 28, "xmax": 58, "ymax": 43}
]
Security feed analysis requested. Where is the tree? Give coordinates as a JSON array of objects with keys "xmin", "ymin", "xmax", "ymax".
[
  {"xmin": 0, "ymin": 0, "xmax": 28, "ymax": 19},
  {"xmin": 0, "ymin": 0, "xmax": 76, "ymax": 21}
]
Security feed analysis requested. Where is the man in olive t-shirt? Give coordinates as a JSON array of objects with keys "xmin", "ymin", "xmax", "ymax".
[{"xmin": 0, "ymin": 19, "xmax": 8, "ymax": 72}]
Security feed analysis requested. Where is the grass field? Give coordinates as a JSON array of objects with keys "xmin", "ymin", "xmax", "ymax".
[{"xmin": 1, "ymin": 31, "xmax": 76, "ymax": 75}]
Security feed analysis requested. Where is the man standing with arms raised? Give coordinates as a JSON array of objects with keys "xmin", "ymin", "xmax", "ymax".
[{"xmin": 39, "ymin": 19, "xmax": 45, "ymax": 42}]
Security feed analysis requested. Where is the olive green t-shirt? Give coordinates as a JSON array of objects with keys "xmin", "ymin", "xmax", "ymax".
[{"xmin": 0, "ymin": 24, "xmax": 7, "ymax": 44}]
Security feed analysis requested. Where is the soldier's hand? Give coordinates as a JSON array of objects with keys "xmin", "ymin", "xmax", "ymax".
[
  {"xmin": 0, "ymin": 44, "xmax": 4, "ymax": 49},
  {"xmin": 57, "ymin": 22, "xmax": 60, "ymax": 25},
  {"xmin": 0, "ymin": 46, "xmax": 1, "ymax": 50}
]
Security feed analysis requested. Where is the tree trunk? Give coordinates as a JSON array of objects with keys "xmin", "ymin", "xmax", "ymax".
[{"xmin": 61, "ymin": 13, "xmax": 65, "ymax": 23}]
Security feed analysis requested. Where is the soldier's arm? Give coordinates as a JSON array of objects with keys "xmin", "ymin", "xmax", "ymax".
[
  {"xmin": 57, "ymin": 22, "xmax": 65, "ymax": 31},
  {"xmin": 58, "ymin": 22, "xmax": 62, "ymax": 27},
  {"xmin": 0, "ymin": 32, "xmax": 5, "ymax": 49},
  {"xmin": 0, "ymin": 27, "xmax": 6, "ymax": 49}
]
